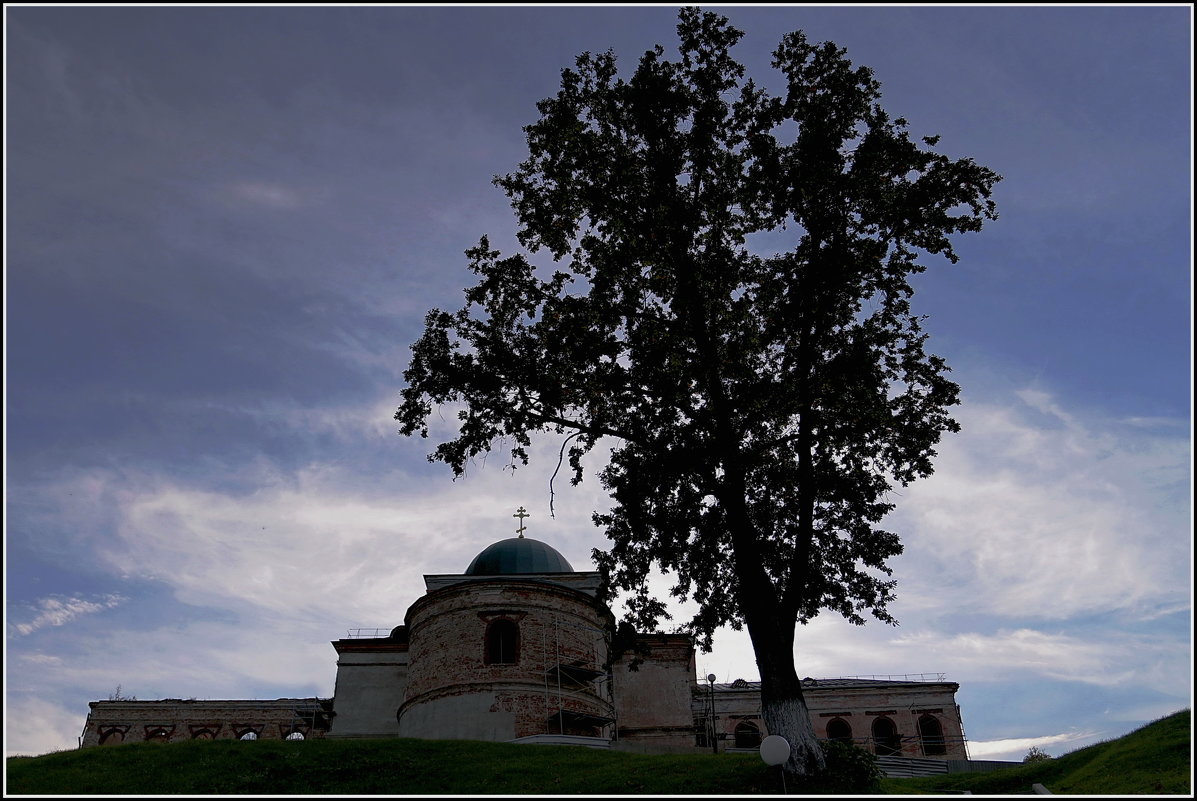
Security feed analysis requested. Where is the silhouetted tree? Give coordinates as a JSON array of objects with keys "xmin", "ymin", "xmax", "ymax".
[
  {"xmin": 397, "ymin": 7, "xmax": 998, "ymax": 778},
  {"xmin": 1023, "ymin": 746, "xmax": 1053, "ymax": 763}
]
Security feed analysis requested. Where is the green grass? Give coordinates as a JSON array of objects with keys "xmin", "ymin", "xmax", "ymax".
[
  {"xmin": 6, "ymin": 737, "xmax": 785, "ymax": 795},
  {"xmin": 883, "ymin": 709, "xmax": 1191, "ymax": 796},
  {"xmin": 6, "ymin": 710, "xmax": 1190, "ymax": 795}
]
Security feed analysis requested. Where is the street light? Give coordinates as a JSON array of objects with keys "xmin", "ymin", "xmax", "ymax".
[{"xmin": 706, "ymin": 674, "xmax": 717, "ymax": 754}]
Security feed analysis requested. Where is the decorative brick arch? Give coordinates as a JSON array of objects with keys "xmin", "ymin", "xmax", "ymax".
[
  {"xmin": 144, "ymin": 726, "xmax": 174, "ymax": 743},
  {"xmin": 278, "ymin": 723, "xmax": 310, "ymax": 739},
  {"xmin": 188, "ymin": 724, "xmax": 222, "ymax": 740},
  {"xmin": 98, "ymin": 725, "xmax": 129, "ymax": 746},
  {"xmin": 235, "ymin": 725, "xmax": 263, "ymax": 741}
]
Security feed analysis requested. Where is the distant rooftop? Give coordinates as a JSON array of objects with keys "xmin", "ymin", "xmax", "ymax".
[{"xmin": 704, "ymin": 673, "xmax": 950, "ymax": 690}]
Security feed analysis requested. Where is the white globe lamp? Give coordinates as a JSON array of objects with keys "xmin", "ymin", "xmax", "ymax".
[{"xmin": 760, "ymin": 734, "xmax": 790, "ymax": 766}]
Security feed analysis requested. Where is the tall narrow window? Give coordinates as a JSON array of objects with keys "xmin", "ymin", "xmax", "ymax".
[
  {"xmin": 734, "ymin": 721, "xmax": 762, "ymax": 749},
  {"xmin": 918, "ymin": 715, "xmax": 946, "ymax": 755},
  {"xmin": 872, "ymin": 716, "xmax": 901, "ymax": 756},
  {"xmin": 826, "ymin": 717, "xmax": 853, "ymax": 743},
  {"xmin": 485, "ymin": 619, "xmax": 519, "ymax": 664}
]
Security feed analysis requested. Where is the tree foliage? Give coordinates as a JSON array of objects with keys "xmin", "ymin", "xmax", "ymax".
[
  {"xmin": 397, "ymin": 7, "xmax": 998, "ymax": 775},
  {"xmin": 1023, "ymin": 746, "xmax": 1054, "ymax": 763}
]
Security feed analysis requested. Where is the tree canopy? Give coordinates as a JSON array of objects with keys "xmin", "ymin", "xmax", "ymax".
[{"xmin": 397, "ymin": 7, "xmax": 998, "ymax": 775}]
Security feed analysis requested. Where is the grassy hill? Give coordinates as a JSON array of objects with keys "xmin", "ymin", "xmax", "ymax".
[
  {"xmin": 883, "ymin": 709, "xmax": 1191, "ymax": 796},
  {"xmin": 6, "ymin": 710, "xmax": 1190, "ymax": 795}
]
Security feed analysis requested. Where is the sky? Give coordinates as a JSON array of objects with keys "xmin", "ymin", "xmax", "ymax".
[{"xmin": 4, "ymin": 4, "xmax": 1192, "ymax": 764}]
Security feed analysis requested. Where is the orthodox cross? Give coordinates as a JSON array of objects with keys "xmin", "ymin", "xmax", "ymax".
[{"xmin": 513, "ymin": 506, "xmax": 529, "ymax": 538}]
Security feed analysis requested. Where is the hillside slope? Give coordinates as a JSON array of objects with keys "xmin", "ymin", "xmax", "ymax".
[
  {"xmin": 885, "ymin": 709, "xmax": 1191, "ymax": 795},
  {"xmin": 7, "ymin": 709, "xmax": 1190, "ymax": 795}
]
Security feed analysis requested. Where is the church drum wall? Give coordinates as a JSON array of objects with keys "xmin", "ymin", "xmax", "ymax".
[{"xmin": 398, "ymin": 579, "xmax": 614, "ymax": 742}]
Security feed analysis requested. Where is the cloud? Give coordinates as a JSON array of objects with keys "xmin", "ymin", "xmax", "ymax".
[
  {"xmin": 226, "ymin": 181, "xmax": 309, "ymax": 210},
  {"xmin": 84, "ymin": 429, "xmax": 613, "ymax": 628},
  {"xmin": 887, "ymin": 628, "xmax": 1187, "ymax": 688},
  {"xmin": 18, "ymin": 653, "xmax": 64, "ymax": 667},
  {"xmin": 966, "ymin": 728, "xmax": 1098, "ymax": 761},
  {"xmin": 894, "ymin": 388, "xmax": 1190, "ymax": 621},
  {"xmin": 4, "ymin": 697, "xmax": 87, "ymax": 758},
  {"xmin": 11, "ymin": 594, "xmax": 127, "ymax": 636},
  {"xmin": 9, "ymin": 384, "xmax": 1189, "ymax": 758}
]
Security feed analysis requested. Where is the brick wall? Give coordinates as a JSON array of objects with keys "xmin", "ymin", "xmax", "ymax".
[
  {"xmin": 399, "ymin": 579, "xmax": 615, "ymax": 740},
  {"xmin": 79, "ymin": 699, "xmax": 332, "ymax": 747},
  {"xmin": 691, "ymin": 679, "xmax": 969, "ymax": 760}
]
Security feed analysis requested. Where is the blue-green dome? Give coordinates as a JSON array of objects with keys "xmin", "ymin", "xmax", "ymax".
[{"xmin": 465, "ymin": 537, "xmax": 574, "ymax": 575}]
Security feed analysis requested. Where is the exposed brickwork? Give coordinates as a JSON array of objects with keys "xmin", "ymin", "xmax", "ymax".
[
  {"xmin": 80, "ymin": 699, "xmax": 332, "ymax": 747},
  {"xmin": 690, "ymin": 679, "xmax": 968, "ymax": 759},
  {"xmin": 400, "ymin": 579, "xmax": 615, "ymax": 739}
]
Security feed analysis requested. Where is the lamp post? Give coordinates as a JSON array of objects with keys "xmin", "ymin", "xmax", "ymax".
[{"xmin": 706, "ymin": 674, "xmax": 717, "ymax": 754}]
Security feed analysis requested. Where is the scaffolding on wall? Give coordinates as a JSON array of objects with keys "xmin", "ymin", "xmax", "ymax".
[
  {"xmin": 287, "ymin": 698, "xmax": 333, "ymax": 737},
  {"xmin": 540, "ymin": 615, "xmax": 616, "ymax": 740}
]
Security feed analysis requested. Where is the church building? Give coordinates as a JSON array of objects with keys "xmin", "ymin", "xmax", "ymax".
[{"xmin": 81, "ymin": 519, "xmax": 969, "ymax": 761}]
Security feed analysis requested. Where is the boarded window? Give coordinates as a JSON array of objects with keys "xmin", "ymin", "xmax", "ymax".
[
  {"xmin": 872, "ymin": 717, "xmax": 901, "ymax": 756},
  {"xmin": 918, "ymin": 715, "xmax": 946, "ymax": 755},
  {"xmin": 485, "ymin": 619, "xmax": 519, "ymax": 664}
]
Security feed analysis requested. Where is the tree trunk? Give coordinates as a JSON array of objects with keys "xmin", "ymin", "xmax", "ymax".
[
  {"xmin": 718, "ymin": 448, "xmax": 827, "ymax": 781},
  {"xmin": 751, "ymin": 618, "xmax": 827, "ymax": 781}
]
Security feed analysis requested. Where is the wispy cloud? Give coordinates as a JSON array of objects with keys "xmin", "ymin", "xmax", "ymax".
[
  {"xmin": 85, "ymin": 430, "xmax": 610, "ymax": 626},
  {"xmin": 11, "ymin": 594, "xmax": 127, "ymax": 636},
  {"xmin": 227, "ymin": 181, "xmax": 309, "ymax": 210},
  {"xmin": 895, "ymin": 388, "xmax": 1190, "ymax": 621},
  {"xmin": 888, "ymin": 628, "xmax": 1189, "ymax": 689},
  {"xmin": 19, "ymin": 653, "xmax": 64, "ymax": 666}
]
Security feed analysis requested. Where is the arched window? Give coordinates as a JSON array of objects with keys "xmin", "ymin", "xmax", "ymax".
[
  {"xmin": 238, "ymin": 730, "xmax": 259, "ymax": 741},
  {"xmin": 872, "ymin": 716, "xmax": 901, "ymax": 756},
  {"xmin": 734, "ymin": 721, "xmax": 762, "ymax": 749},
  {"xmin": 826, "ymin": 717, "xmax": 853, "ymax": 743},
  {"xmin": 918, "ymin": 715, "xmax": 946, "ymax": 755},
  {"xmin": 190, "ymin": 729, "xmax": 215, "ymax": 741},
  {"xmin": 285, "ymin": 731, "xmax": 305, "ymax": 741},
  {"xmin": 485, "ymin": 619, "xmax": 519, "ymax": 665},
  {"xmin": 145, "ymin": 728, "xmax": 170, "ymax": 743}
]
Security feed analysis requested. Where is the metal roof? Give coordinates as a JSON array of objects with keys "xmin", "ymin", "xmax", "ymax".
[
  {"xmin": 464, "ymin": 537, "xmax": 574, "ymax": 575},
  {"xmin": 702, "ymin": 674, "xmax": 953, "ymax": 691}
]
